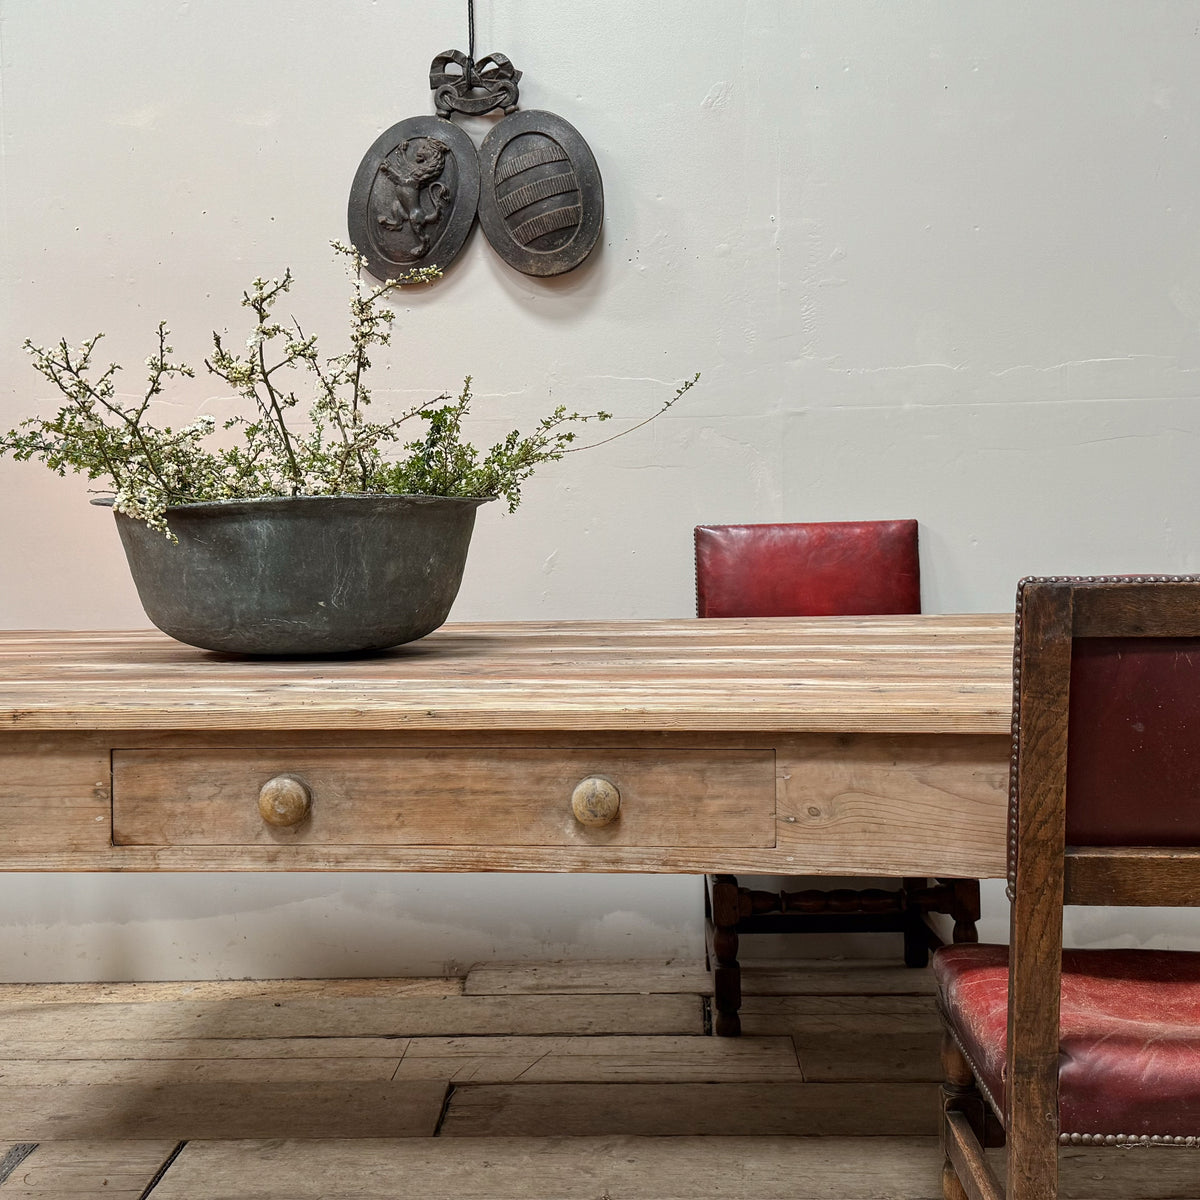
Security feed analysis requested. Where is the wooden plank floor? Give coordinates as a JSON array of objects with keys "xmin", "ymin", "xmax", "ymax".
[{"xmin": 1, "ymin": 961, "xmax": 1196, "ymax": 1198}]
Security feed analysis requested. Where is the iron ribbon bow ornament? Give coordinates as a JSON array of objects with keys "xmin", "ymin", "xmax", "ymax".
[
  {"xmin": 430, "ymin": 49, "xmax": 522, "ymax": 117},
  {"xmin": 347, "ymin": 8, "xmax": 603, "ymax": 281}
]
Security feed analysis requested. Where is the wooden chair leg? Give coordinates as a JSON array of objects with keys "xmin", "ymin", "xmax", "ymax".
[
  {"xmin": 902, "ymin": 876, "xmax": 931, "ymax": 967},
  {"xmin": 702, "ymin": 875, "xmax": 713, "ymax": 972},
  {"xmin": 948, "ymin": 877, "xmax": 981, "ymax": 944},
  {"xmin": 706, "ymin": 873, "xmax": 742, "ymax": 1037},
  {"xmin": 941, "ymin": 1159, "xmax": 970, "ymax": 1200},
  {"xmin": 940, "ymin": 1029, "xmax": 1001, "ymax": 1200},
  {"xmin": 984, "ymin": 1105, "xmax": 1006, "ymax": 1149}
]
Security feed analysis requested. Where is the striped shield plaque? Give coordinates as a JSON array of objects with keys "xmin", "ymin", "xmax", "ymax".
[{"xmin": 477, "ymin": 110, "xmax": 603, "ymax": 277}]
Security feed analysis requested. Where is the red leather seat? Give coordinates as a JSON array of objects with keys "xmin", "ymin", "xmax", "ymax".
[
  {"xmin": 935, "ymin": 943, "xmax": 1200, "ymax": 1138},
  {"xmin": 694, "ymin": 519, "xmax": 921, "ymax": 618}
]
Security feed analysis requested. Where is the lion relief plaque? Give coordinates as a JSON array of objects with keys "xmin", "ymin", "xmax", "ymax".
[{"xmin": 347, "ymin": 115, "xmax": 480, "ymax": 280}]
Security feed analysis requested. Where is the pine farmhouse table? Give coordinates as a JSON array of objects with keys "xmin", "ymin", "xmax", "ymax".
[{"xmin": 0, "ymin": 617, "xmax": 1015, "ymax": 987}]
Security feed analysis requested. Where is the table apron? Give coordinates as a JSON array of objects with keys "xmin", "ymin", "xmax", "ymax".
[{"xmin": 0, "ymin": 730, "xmax": 1010, "ymax": 877}]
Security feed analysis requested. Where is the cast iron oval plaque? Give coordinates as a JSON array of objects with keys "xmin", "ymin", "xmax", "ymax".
[
  {"xmin": 477, "ymin": 109, "xmax": 603, "ymax": 277},
  {"xmin": 347, "ymin": 115, "xmax": 480, "ymax": 281}
]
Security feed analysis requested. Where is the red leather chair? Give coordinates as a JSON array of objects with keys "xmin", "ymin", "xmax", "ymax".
[
  {"xmin": 695, "ymin": 520, "xmax": 980, "ymax": 1036},
  {"xmin": 936, "ymin": 577, "xmax": 1200, "ymax": 1200}
]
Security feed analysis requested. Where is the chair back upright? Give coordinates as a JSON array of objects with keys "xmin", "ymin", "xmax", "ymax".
[{"xmin": 694, "ymin": 520, "xmax": 920, "ymax": 618}]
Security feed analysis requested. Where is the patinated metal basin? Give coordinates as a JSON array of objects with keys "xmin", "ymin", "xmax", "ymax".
[{"xmin": 95, "ymin": 493, "xmax": 489, "ymax": 656}]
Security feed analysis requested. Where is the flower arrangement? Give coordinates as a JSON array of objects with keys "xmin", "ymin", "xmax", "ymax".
[{"xmin": 3, "ymin": 243, "xmax": 696, "ymax": 534}]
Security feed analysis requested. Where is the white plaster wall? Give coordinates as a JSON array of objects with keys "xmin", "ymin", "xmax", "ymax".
[{"xmin": 2, "ymin": 1, "xmax": 1199, "ymax": 980}]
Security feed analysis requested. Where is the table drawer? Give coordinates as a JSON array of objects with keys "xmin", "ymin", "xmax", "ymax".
[{"xmin": 111, "ymin": 748, "xmax": 776, "ymax": 848}]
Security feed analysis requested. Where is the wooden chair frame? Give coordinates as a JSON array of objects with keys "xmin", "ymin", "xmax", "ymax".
[{"xmin": 941, "ymin": 576, "xmax": 1200, "ymax": 1200}]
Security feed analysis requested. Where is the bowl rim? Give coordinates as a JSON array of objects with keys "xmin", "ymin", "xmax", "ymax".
[{"xmin": 90, "ymin": 492, "xmax": 496, "ymax": 514}]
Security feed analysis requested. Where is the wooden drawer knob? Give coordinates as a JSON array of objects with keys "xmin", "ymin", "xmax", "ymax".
[
  {"xmin": 258, "ymin": 774, "xmax": 312, "ymax": 827},
  {"xmin": 571, "ymin": 776, "xmax": 621, "ymax": 827}
]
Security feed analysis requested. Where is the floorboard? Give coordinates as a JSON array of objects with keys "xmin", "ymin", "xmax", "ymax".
[
  {"xmin": 1, "ymin": 1036, "xmax": 410, "ymax": 1061},
  {"xmin": 793, "ymin": 1031, "xmax": 942, "ymax": 1081},
  {"xmin": 149, "ymin": 1135, "xmax": 946, "ymax": 1200},
  {"xmin": 0, "ymin": 1141, "xmax": 180, "ymax": 1198},
  {"xmin": 463, "ymin": 959, "xmax": 939, "ymax": 998},
  {"xmin": 0, "ymin": 978, "xmax": 461, "ymax": 1005},
  {"xmin": 0, "ymin": 1081, "xmax": 447, "ymax": 1141},
  {"xmin": 392, "ymin": 1034, "xmax": 801, "ymax": 1083},
  {"xmin": 439, "ymin": 1081, "xmax": 942, "ymax": 1137},
  {"xmin": 0, "ymin": 993, "xmax": 700, "ymax": 1042}
]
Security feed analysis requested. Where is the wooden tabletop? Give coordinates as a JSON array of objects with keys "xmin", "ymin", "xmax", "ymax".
[{"xmin": 0, "ymin": 616, "xmax": 1016, "ymax": 734}]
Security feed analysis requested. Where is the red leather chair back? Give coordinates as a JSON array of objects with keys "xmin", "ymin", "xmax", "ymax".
[
  {"xmin": 1066, "ymin": 635, "xmax": 1200, "ymax": 846},
  {"xmin": 694, "ymin": 520, "xmax": 920, "ymax": 618}
]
